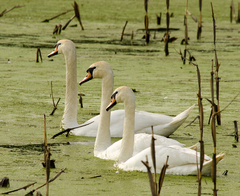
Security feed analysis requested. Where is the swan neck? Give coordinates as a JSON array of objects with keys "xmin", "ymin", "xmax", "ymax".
[
  {"xmin": 94, "ymin": 74, "xmax": 114, "ymax": 154},
  {"xmin": 61, "ymin": 50, "xmax": 78, "ymax": 129},
  {"xmin": 118, "ymin": 96, "xmax": 135, "ymax": 163}
]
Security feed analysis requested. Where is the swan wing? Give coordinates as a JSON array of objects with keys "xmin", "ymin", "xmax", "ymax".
[
  {"xmin": 133, "ymin": 133, "xmax": 185, "ymax": 156},
  {"xmin": 134, "ymin": 105, "xmax": 195, "ymax": 137},
  {"xmin": 117, "ymin": 145, "xmax": 222, "ymax": 176}
]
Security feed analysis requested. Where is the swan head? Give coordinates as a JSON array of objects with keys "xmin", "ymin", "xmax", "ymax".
[
  {"xmin": 79, "ymin": 61, "xmax": 113, "ymax": 85},
  {"xmin": 48, "ymin": 39, "xmax": 75, "ymax": 58},
  {"xmin": 106, "ymin": 86, "xmax": 134, "ymax": 111}
]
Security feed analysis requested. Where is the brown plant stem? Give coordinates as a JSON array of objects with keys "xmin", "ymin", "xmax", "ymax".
[
  {"xmin": 42, "ymin": 9, "xmax": 73, "ymax": 22},
  {"xmin": 120, "ymin": 21, "xmax": 128, "ymax": 41}
]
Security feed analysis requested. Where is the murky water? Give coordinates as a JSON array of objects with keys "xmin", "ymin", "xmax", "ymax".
[{"xmin": 0, "ymin": 0, "xmax": 240, "ymax": 195}]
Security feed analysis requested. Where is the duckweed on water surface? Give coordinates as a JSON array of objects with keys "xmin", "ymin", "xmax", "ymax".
[{"xmin": 0, "ymin": 0, "xmax": 240, "ymax": 195}]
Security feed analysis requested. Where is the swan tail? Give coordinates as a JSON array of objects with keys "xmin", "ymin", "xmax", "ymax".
[
  {"xmin": 215, "ymin": 152, "xmax": 225, "ymax": 164},
  {"xmin": 173, "ymin": 104, "xmax": 195, "ymax": 123},
  {"xmin": 165, "ymin": 104, "xmax": 195, "ymax": 134},
  {"xmin": 202, "ymin": 152, "xmax": 225, "ymax": 176},
  {"xmin": 187, "ymin": 142, "xmax": 200, "ymax": 151}
]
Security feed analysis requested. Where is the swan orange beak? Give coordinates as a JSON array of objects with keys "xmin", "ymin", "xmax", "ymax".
[
  {"xmin": 106, "ymin": 97, "xmax": 117, "ymax": 111},
  {"xmin": 79, "ymin": 66, "xmax": 96, "ymax": 85},
  {"xmin": 106, "ymin": 91, "xmax": 118, "ymax": 111},
  {"xmin": 79, "ymin": 71, "xmax": 92, "ymax": 85},
  {"xmin": 48, "ymin": 47, "xmax": 58, "ymax": 57}
]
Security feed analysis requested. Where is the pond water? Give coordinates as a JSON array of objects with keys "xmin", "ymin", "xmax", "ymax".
[{"xmin": 0, "ymin": 0, "xmax": 240, "ymax": 195}]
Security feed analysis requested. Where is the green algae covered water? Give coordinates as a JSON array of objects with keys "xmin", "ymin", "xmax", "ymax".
[{"xmin": 0, "ymin": 0, "xmax": 240, "ymax": 195}]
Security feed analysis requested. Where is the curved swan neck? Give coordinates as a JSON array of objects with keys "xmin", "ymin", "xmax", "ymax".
[
  {"xmin": 94, "ymin": 71, "xmax": 114, "ymax": 155},
  {"xmin": 117, "ymin": 95, "xmax": 135, "ymax": 163},
  {"xmin": 61, "ymin": 48, "xmax": 78, "ymax": 129}
]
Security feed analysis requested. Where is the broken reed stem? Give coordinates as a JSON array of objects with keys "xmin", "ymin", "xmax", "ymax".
[
  {"xmin": 141, "ymin": 126, "xmax": 168, "ymax": 196},
  {"xmin": 164, "ymin": 0, "xmax": 170, "ymax": 56},
  {"xmin": 141, "ymin": 156, "xmax": 156, "ymax": 196},
  {"xmin": 51, "ymin": 121, "xmax": 94, "ymax": 139},
  {"xmin": 183, "ymin": 0, "xmax": 188, "ymax": 64},
  {"xmin": 0, "ymin": 5, "xmax": 23, "ymax": 17},
  {"xmin": 156, "ymin": 12, "xmax": 161, "ymax": 25},
  {"xmin": 42, "ymin": 9, "xmax": 73, "ymax": 22},
  {"xmin": 230, "ymin": 0, "xmax": 237, "ymax": 23},
  {"xmin": 50, "ymin": 81, "xmax": 61, "ymax": 115},
  {"xmin": 50, "ymin": 81, "xmax": 55, "ymax": 108},
  {"xmin": 197, "ymin": 0, "xmax": 202, "ymax": 39},
  {"xmin": 36, "ymin": 48, "xmax": 42, "ymax": 63},
  {"xmin": 62, "ymin": 15, "xmax": 76, "ymax": 30},
  {"xmin": 120, "ymin": 21, "xmax": 128, "ymax": 41},
  {"xmin": 25, "ymin": 168, "xmax": 66, "ymax": 195},
  {"xmin": 144, "ymin": 0, "xmax": 150, "ymax": 44},
  {"xmin": 158, "ymin": 156, "xmax": 169, "ymax": 195},
  {"xmin": 190, "ymin": 61, "xmax": 204, "ymax": 196},
  {"xmin": 187, "ymin": 10, "xmax": 198, "ymax": 22},
  {"xmin": 150, "ymin": 126, "xmax": 157, "ymax": 193},
  {"xmin": 73, "ymin": 1, "xmax": 84, "ymax": 30},
  {"xmin": 211, "ymin": 2, "xmax": 221, "ymax": 125},
  {"xmin": 234, "ymin": 120, "xmax": 239, "ymax": 142},
  {"xmin": 53, "ymin": 24, "xmax": 62, "ymax": 35},
  {"xmin": 210, "ymin": 46, "xmax": 217, "ymax": 196},
  {"xmin": 1, "ymin": 182, "xmax": 37, "ymax": 195},
  {"xmin": 46, "ymin": 148, "xmax": 51, "ymax": 196},
  {"xmin": 44, "ymin": 114, "xmax": 47, "ymax": 163}
]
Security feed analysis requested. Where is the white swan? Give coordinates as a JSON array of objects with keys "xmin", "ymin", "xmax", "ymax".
[
  {"xmin": 106, "ymin": 86, "xmax": 225, "ymax": 175},
  {"xmin": 48, "ymin": 40, "xmax": 194, "ymax": 138},
  {"xmin": 76, "ymin": 61, "xmax": 194, "ymax": 137}
]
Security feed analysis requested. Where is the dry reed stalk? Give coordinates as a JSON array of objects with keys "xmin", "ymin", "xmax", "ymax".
[
  {"xmin": 187, "ymin": 61, "xmax": 204, "ymax": 196},
  {"xmin": 230, "ymin": 0, "xmax": 237, "ymax": 23},
  {"xmin": 156, "ymin": 13, "xmax": 161, "ymax": 25},
  {"xmin": 144, "ymin": 0, "xmax": 150, "ymax": 44},
  {"xmin": 0, "ymin": 5, "xmax": 23, "ymax": 17},
  {"xmin": 44, "ymin": 114, "xmax": 47, "ymax": 163},
  {"xmin": 211, "ymin": 2, "xmax": 221, "ymax": 125},
  {"xmin": 53, "ymin": 24, "xmax": 62, "ymax": 35},
  {"xmin": 50, "ymin": 81, "xmax": 61, "ymax": 115},
  {"xmin": 36, "ymin": 48, "xmax": 42, "ymax": 63},
  {"xmin": 197, "ymin": 0, "xmax": 202, "ymax": 39},
  {"xmin": 210, "ymin": 62, "xmax": 217, "ymax": 196},
  {"xmin": 150, "ymin": 127, "xmax": 157, "ymax": 192},
  {"xmin": 183, "ymin": 0, "xmax": 188, "ymax": 64},
  {"xmin": 25, "ymin": 168, "xmax": 66, "ymax": 196},
  {"xmin": 62, "ymin": 15, "xmax": 76, "ymax": 30},
  {"xmin": 187, "ymin": 10, "xmax": 198, "ymax": 22},
  {"xmin": 46, "ymin": 148, "xmax": 51, "ymax": 196},
  {"xmin": 234, "ymin": 120, "xmax": 239, "ymax": 142},
  {"xmin": 42, "ymin": 9, "xmax": 73, "ymax": 22},
  {"xmin": 131, "ymin": 30, "xmax": 134, "ymax": 46},
  {"xmin": 78, "ymin": 93, "xmax": 84, "ymax": 108},
  {"xmin": 51, "ymin": 121, "xmax": 94, "ymax": 139},
  {"xmin": 141, "ymin": 156, "xmax": 157, "ymax": 196},
  {"xmin": 141, "ymin": 127, "xmax": 168, "ymax": 196},
  {"xmin": 120, "ymin": 21, "xmax": 128, "ymax": 41},
  {"xmin": 164, "ymin": 0, "xmax": 170, "ymax": 56},
  {"xmin": 73, "ymin": 1, "xmax": 84, "ymax": 30},
  {"xmin": 1, "ymin": 182, "xmax": 37, "ymax": 195},
  {"xmin": 238, "ymin": 3, "xmax": 240, "ymax": 22}
]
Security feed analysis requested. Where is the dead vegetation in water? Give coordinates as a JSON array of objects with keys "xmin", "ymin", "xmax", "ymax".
[
  {"xmin": 0, "ymin": 5, "xmax": 24, "ymax": 17},
  {"xmin": 141, "ymin": 127, "xmax": 168, "ymax": 196}
]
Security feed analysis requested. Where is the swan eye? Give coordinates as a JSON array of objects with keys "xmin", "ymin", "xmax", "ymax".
[
  {"xmin": 111, "ymin": 91, "xmax": 118, "ymax": 99},
  {"xmin": 87, "ymin": 66, "xmax": 96, "ymax": 74},
  {"xmin": 55, "ymin": 43, "xmax": 61, "ymax": 48}
]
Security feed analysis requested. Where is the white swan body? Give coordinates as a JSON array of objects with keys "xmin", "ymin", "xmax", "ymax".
[
  {"xmin": 106, "ymin": 86, "xmax": 225, "ymax": 175},
  {"xmin": 73, "ymin": 61, "xmax": 194, "ymax": 137},
  {"xmin": 48, "ymin": 40, "xmax": 193, "ymax": 138},
  {"xmin": 96, "ymin": 133, "xmax": 185, "ymax": 160},
  {"xmin": 118, "ymin": 145, "xmax": 225, "ymax": 175}
]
